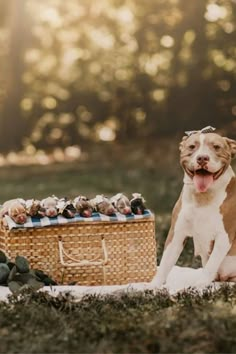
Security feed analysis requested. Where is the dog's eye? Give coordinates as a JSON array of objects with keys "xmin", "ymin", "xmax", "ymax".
[
  {"xmin": 188, "ymin": 144, "xmax": 196, "ymax": 150},
  {"xmin": 213, "ymin": 144, "xmax": 221, "ymax": 151}
]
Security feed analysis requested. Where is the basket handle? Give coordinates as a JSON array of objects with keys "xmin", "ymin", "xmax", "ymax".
[{"xmin": 58, "ymin": 235, "xmax": 108, "ymax": 267}]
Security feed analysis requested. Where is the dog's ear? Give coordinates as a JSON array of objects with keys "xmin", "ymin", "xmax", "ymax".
[
  {"xmin": 179, "ymin": 136, "xmax": 188, "ymax": 152},
  {"xmin": 225, "ymin": 138, "xmax": 236, "ymax": 158}
]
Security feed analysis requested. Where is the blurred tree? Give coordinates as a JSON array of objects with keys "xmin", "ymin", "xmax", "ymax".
[
  {"xmin": 0, "ymin": 0, "xmax": 28, "ymax": 152},
  {"xmin": 0, "ymin": 0, "xmax": 235, "ymax": 153}
]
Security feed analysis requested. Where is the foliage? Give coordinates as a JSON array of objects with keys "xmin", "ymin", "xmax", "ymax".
[
  {"xmin": 1, "ymin": 285, "xmax": 236, "ymax": 353},
  {"xmin": 0, "ymin": 0, "xmax": 236, "ymax": 152}
]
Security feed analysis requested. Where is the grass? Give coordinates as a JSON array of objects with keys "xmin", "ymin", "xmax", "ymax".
[
  {"xmin": 0, "ymin": 159, "xmax": 182, "ymax": 213},
  {"xmin": 0, "ymin": 156, "xmax": 236, "ymax": 353},
  {"xmin": 1, "ymin": 286, "xmax": 236, "ymax": 353}
]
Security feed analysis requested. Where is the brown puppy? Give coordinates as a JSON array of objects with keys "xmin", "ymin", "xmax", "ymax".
[
  {"xmin": 74, "ymin": 196, "xmax": 93, "ymax": 217},
  {"xmin": 25, "ymin": 199, "xmax": 46, "ymax": 218},
  {"xmin": 90, "ymin": 195, "xmax": 116, "ymax": 215}
]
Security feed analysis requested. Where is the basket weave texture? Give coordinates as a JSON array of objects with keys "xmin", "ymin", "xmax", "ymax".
[{"xmin": 0, "ymin": 216, "xmax": 156, "ymax": 285}]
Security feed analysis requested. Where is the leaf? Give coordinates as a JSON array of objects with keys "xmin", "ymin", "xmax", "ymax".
[
  {"xmin": 42, "ymin": 276, "xmax": 57, "ymax": 286},
  {"xmin": 15, "ymin": 256, "xmax": 30, "ymax": 273},
  {"xmin": 27, "ymin": 278, "xmax": 44, "ymax": 291},
  {"xmin": 7, "ymin": 262, "xmax": 16, "ymax": 271},
  {"xmin": 0, "ymin": 250, "xmax": 7, "ymax": 263},
  {"xmin": 34, "ymin": 269, "xmax": 47, "ymax": 280},
  {"xmin": 29, "ymin": 269, "xmax": 41, "ymax": 281},
  {"xmin": 8, "ymin": 280, "xmax": 23, "ymax": 294},
  {"xmin": 0, "ymin": 263, "xmax": 10, "ymax": 284},
  {"xmin": 8, "ymin": 265, "xmax": 17, "ymax": 282},
  {"xmin": 12, "ymin": 273, "xmax": 35, "ymax": 284},
  {"xmin": 33, "ymin": 269, "xmax": 57, "ymax": 285}
]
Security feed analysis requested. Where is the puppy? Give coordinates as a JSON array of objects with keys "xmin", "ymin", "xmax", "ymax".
[
  {"xmin": 0, "ymin": 199, "xmax": 27, "ymax": 224},
  {"xmin": 57, "ymin": 198, "xmax": 76, "ymax": 218},
  {"xmin": 110, "ymin": 193, "xmax": 131, "ymax": 215},
  {"xmin": 25, "ymin": 199, "xmax": 46, "ymax": 218},
  {"xmin": 74, "ymin": 196, "xmax": 93, "ymax": 217},
  {"xmin": 40, "ymin": 196, "xmax": 58, "ymax": 218},
  {"xmin": 90, "ymin": 195, "xmax": 116, "ymax": 215},
  {"xmin": 130, "ymin": 193, "xmax": 146, "ymax": 215},
  {"xmin": 154, "ymin": 127, "xmax": 236, "ymax": 289}
]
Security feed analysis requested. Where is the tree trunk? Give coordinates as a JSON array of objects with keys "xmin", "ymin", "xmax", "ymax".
[{"xmin": 0, "ymin": 0, "xmax": 26, "ymax": 152}]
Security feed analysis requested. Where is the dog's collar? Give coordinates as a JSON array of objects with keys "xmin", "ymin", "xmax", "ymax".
[{"xmin": 185, "ymin": 126, "xmax": 216, "ymax": 137}]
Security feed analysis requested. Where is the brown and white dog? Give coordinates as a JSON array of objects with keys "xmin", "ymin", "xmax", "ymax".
[{"xmin": 153, "ymin": 128, "xmax": 236, "ymax": 288}]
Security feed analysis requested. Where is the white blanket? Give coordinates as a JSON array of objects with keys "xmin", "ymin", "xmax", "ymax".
[{"xmin": 0, "ymin": 266, "xmax": 226, "ymax": 302}]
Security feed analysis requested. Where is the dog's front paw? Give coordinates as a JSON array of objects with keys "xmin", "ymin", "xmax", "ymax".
[
  {"xmin": 181, "ymin": 268, "xmax": 213, "ymax": 288},
  {"xmin": 193, "ymin": 268, "xmax": 213, "ymax": 287},
  {"xmin": 166, "ymin": 267, "xmax": 213, "ymax": 291},
  {"xmin": 148, "ymin": 273, "xmax": 166, "ymax": 290}
]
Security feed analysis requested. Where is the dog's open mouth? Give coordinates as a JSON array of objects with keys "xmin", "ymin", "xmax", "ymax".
[
  {"xmin": 194, "ymin": 167, "xmax": 224, "ymax": 180},
  {"xmin": 186, "ymin": 167, "xmax": 225, "ymax": 192}
]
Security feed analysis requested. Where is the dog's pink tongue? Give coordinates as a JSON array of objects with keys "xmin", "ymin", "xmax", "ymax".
[{"xmin": 193, "ymin": 174, "xmax": 214, "ymax": 192}]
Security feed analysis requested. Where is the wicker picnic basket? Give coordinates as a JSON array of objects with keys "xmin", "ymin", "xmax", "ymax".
[{"xmin": 0, "ymin": 215, "xmax": 156, "ymax": 285}]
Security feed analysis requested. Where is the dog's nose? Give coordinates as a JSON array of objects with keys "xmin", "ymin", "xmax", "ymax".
[
  {"xmin": 123, "ymin": 207, "xmax": 131, "ymax": 215},
  {"xmin": 197, "ymin": 154, "xmax": 210, "ymax": 165},
  {"xmin": 107, "ymin": 207, "xmax": 115, "ymax": 215}
]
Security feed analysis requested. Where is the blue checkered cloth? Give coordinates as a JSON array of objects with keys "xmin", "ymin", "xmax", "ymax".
[{"xmin": 4, "ymin": 209, "xmax": 154, "ymax": 230}]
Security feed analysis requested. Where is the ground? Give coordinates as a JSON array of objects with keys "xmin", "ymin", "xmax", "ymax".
[
  {"xmin": 0, "ymin": 156, "xmax": 236, "ymax": 353},
  {"xmin": 1, "ymin": 286, "xmax": 236, "ymax": 353}
]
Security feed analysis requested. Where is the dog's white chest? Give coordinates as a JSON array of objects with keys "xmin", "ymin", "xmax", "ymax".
[
  {"xmin": 180, "ymin": 186, "xmax": 228, "ymax": 259},
  {"xmin": 191, "ymin": 205, "xmax": 223, "ymax": 257},
  {"xmin": 192, "ymin": 205, "xmax": 222, "ymax": 235}
]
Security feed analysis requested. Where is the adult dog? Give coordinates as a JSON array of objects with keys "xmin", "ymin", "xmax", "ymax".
[{"xmin": 154, "ymin": 127, "xmax": 236, "ymax": 288}]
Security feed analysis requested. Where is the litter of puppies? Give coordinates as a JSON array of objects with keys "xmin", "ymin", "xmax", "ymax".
[{"xmin": 0, "ymin": 193, "xmax": 148, "ymax": 224}]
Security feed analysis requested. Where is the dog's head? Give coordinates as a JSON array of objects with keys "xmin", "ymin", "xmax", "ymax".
[
  {"xmin": 74, "ymin": 196, "xmax": 93, "ymax": 217},
  {"xmin": 130, "ymin": 193, "xmax": 146, "ymax": 215},
  {"xmin": 9, "ymin": 202, "xmax": 27, "ymax": 224},
  {"xmin": 26, "ymin": 199, "xmax": 46, "ymax": 218},
  {"xmin": 111, "ymin": 193, "xmax": 131, "ymax": 215},
  {"xmin": 180, "ymin": 131, "xmax": 236, "ymax": 193},
  {"xmin": 91, "ymin": 195, "xmax": 116, "ymax": 215},
  {"xmin": 41, "ymin": 197, "xmax": 58, "ymax": 218}
]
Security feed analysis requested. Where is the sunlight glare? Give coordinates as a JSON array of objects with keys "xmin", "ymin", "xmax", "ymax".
[
  {"xmin": 160, "ymin": 35, "xmax": 174, "ymax": 48},
  {"xmin": 24, "ymin": 49, "xmax": 40, "ymax": 63},
  {"xmin": 116, "ymin": 7, "xmax": 134, "ymax": 24},
  {"xmin": 183, "ymin": 30, "xmax": 196, "ymax": 45},
  {"xmin": 98, "ymin": 126, "xmax": 116, "ymax": 141},
  {"xmin": 21, "ymin": 98, "xmax": 33, "ymax": 111},
  {"xmin": 64, "ymin": 146, "xmax": 81, "ymax": 160},
  {"xmin": 90, "ymin": 28, "xmax": 114, "ymax": 49},
  {"xmin": 39, "ymin": 7, "xmax": 62, "ymax": 27},
  {"xmin": 152, "ymin": 89, "xmax": 166, "ymax": 102},
  {"xmin": 205, "ymin": 4, "xmax": 227, "ymax": 22},
  {"xmin": 42, "ymin": 97, "xmax": 57, "ymax": 109}
]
